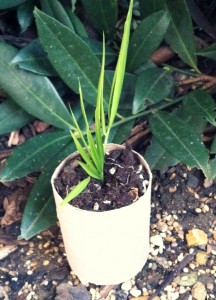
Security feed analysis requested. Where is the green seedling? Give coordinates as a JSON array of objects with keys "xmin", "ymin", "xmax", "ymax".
[{"xmin": 62, "ymin": 0, "xmax": 133, "ymax": 205}]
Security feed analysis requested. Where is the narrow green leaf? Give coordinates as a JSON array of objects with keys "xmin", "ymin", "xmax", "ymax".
[
  {"xmin": 0, "ymin": 0, "xmax": 27, "ymax": 9},
  {"xmin": 149, "ymin": 112, "xmax": 209, "ymax": 177},
  {"xmin": 62, "ymin": 176, "xmax": 90, "ymax": 205},
  {"xmin": 70, "ymin": 131, "xmax": 97, "ymax": 172},
  {"xmin": 165, "ymin": 0, "xmax": 198, "ymax": 72},
  {"xmin": 0, "ymin": 131, "xmax": 71, "ymax": 181},
  {"xmin": 126, "ymin": 10, "xmax": 171, "ymax": 72},
  {"xmin": 80, "ymin": 0, "xmax": 118, "ymax": 39},
  {"xmin": 197, "ymin": 43, "xmax": 216, "ymax": 61},
  {"xmin": 19, "ymin": 143, "xmax": 75, "ymax": 240},
  {"xmin": 139, "ymin": 0, "xmax": 166, "ymax": 18},
  {"xmin": 181, "ymin": 90, "xmax": 216, "ymax": 126},
  {"xmin": 106, "ymin": 71, "xmax": 137, "ymax": 110},
  {"xmin": 107, "ymin": 0, "xmax": 133, "ymax": 138},
  {"xmin": 34, "ymin": 8, "xmax": 110, "ymax": 106},
  {"xmin": 0, "ymin": 42, "xmax": 73, "ymax": 130},
  {"xmin": 11, "ymin": 39, "xmax": 56, "ymax": 76},
  {"xmin": 145, "ymin": 137, "xmax": 179, "ymax": 173},
  {"xmin": 39, "ymin": 0, "xmax": 74, "ymax": 31},
  {"xmin": 0, "ymin": 99, "xmax": 33, "ymax": 135},
  {"xmin": 78, "ymin": 161, "xmax": 102, "ymax": 180},
  {"xmin": 133, "ymin": 67, "xmax": 174, "ymax": 113},
  {"xmin": 83, "ymin": 38, "xmax": 117, "ymax": 65}
]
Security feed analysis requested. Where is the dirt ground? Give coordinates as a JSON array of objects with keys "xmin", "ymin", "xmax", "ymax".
[{"xmin": 0, "ymin": 158, "xmax": 215, "ymax": 300}]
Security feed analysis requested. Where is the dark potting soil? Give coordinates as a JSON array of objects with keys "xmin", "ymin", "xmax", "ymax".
[{"xmin": 54, "ymin": 146, "xmax": 149, "ymax": 211}]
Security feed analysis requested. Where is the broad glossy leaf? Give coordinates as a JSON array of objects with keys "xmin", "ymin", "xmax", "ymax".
[
  {"xmin": 0, "ymin": 42, "xmax": 73, "ymax": 130},
  {"xmin": 108, "ymin": 117, "xmax": 134, "ymax": 144},
  {"xmin": 0, "ymin": 130, "xmax": 71, "ymax": 181},
  {"xmin": 139, "ymin": 0, "xmax": 165, "ymax": 18},
  {"xmin": 0, "ymin": 0, "xmax": 27, "ymax": 9},
  {"xmin": 17, "ymin": 1, "xmax": 34, "ymax": 33},
  {"xmin": 145, "ymin": 137, "xmax": 178, "ymax": 173},
  {"xmin": 177, "ymin": 101, "xmax": 207, "ymax": 134},
  {"xmin": 126, "ymin": 10, "xmax": 171, "ymax": 72},
  {"xmin": 11, "ymin": 39, "xmax": 56, "ymax": 76},
  {"xmin": 211, "ymin": 136, "xmax": 216, "ymax": 154},
  {"xmin": 181, "ymin": 90, "xmax": 216, "ymax": 126},
  {"xmin": 39, "ymin": 0, "xmax": 74, "ymax": 31},
  {"xmin": 149, "ymin": 112, "xmax": 209, "ymax": 177},
  {"xmin": 187, "ymin": 0, "xmax": 216, "ymax": 40},
  {"xmin": 0, "ymin": 99, "xmax": 33, "ymax": 135},
  {"xmin": 197, "ymin": 43, "xmax": 216, "ymax": 61},
  {"xmin": 80, "ymin": 0, "xmax": 117, "ymax": 39},
  {"xmin": 65, "ymin": 9, "xmax": 88, "ymax": 38},
  {"xmin": 133, "ymin": 67, "xmax": 174, "ymax": 113},
  {"xmin": 165, "ymin": 0, "xmax": 198, "ymax": 71},
  {"xmin": 209, "ymin": 159, "xmax": 216, "ymax": 180},
  {"xmin": 34, "ymin": 9, "xmax": 111, "ymax": 106},
  {"xmin": 19, "ymin": 143, "xmax": 75, "ymax": 240}
]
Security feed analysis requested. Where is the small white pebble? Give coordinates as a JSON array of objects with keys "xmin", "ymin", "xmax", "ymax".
[
  {"xmin": 121, "ymin": 280, "xmax": 132, "ymax": 291},
  {"xmin": 27, "ymin": 270, "xmax": 33, "ymax": 275},
  {"xmin": 177, "ymin": 253, "xmax": 184, "ymax": 262},
  {"xmin": 130, "ymin": 289, "xmax": 141, "ymax": 297},
  {"xmin": 93, "ymin": 202, "xmax": 99, "ymax": 211}
]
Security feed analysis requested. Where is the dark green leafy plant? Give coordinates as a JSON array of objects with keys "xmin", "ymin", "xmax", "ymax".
[{"xmin": 0, "ymin": 0, "xmax": 215, "ymax": 239}]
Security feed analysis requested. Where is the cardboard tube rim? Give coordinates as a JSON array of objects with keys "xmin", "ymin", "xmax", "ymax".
[{"xmin": 51, "ymin": 143, "xmax": 152, "ymax": 215}]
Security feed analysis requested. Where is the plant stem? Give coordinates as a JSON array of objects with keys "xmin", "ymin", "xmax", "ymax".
[
  {"xmin": 162, "ymin": 64, "xmax": 200, "ymax": 77},
  {"xmin": 112, "ymin": 96, "xmax": 183, "ymax": 128},
  {"xmin": 74, "ymin": 96, "xmax": 184, "ymax": 138}
]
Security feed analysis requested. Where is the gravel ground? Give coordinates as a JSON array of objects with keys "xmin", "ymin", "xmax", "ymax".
[{"xmin": 0, "ymin": 164, "xmax": 215, "ymax": 300}]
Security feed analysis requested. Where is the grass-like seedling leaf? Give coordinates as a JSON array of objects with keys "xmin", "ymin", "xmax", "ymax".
[
  {"xmin": 63, "ymin": 0, "xmax": 133, "ymax": 203},
  {"xmin": 61, "ymin": 176, "xmax": 91, "ymax": 206}
]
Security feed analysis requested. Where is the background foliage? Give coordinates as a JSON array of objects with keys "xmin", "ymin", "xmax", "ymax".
[{"xmin": 0, "ymin": 0, "xmax": 215, "ymax": 239}]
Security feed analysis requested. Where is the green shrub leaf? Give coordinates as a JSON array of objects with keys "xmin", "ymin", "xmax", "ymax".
[
  {"xmin": 11, "ymin": 39, "xmax": 56, "ymax": 76},
  {"xmin": 133, "ymin": 67, "xmax": 174, "ymax": 114},
  {"xmin": 126, "ymin": 10, "xmax": 171, "ymax": 72},
  {"xmin": 181, "ymin": 90, "xmax": 216, "ymax": 126},
  {"xmin": 83, "ymin": 38, "xmax": 117, "ymax": 65},
  {"xmin": 149, "ymin": 112, "xmax": 209, "ymax": 177},
  {"xmin": 39, "ymin": 0, "xmax": 74, "ymax": 31},
  {"xmin": 80, "ymin": 0, "xmax": 118, "ymax": 39},
  {"xmin": 34, "ymin": 8, "xmax": 110, "ymax": 106},
  {"xmin": 139, "ymin": 0, "xmax": 166, "ymax": 18},
  {"xmin": 0, "ymin": 42, "xmax": 73, "ymax": 130},
  {"xmin": 0, "ymin": 99, "xmax": 33, "ymax": 135},
  {"xmin": 145, "ymin": 137, "xmax": 179, "ymax": 173},
  {"xmin": 0, "ymin": 0, "xmax": 27, "ymax": 9},
  {"xmin": 197, "ymin": 43, "xmax": 216, "ymax": 61},
  {"xmin": 0, "ymin": 131, "xmax": 71, "ymax": 181},
  {"xmin": 211, "ymin": 136, "xmax": 216, "ymax": 154},
  {"xmin": 165, "ymin": 0, "xmax": 198, "ymax": 71},
  {"xmin": 17, "ymin": 1, "xmax": 34, "ymax": 33},
  {"xmin": 18, "ymin": 143, "xmax": 75, "ymax": 240}
]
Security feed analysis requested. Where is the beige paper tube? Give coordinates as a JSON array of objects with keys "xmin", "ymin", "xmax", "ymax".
[{"xmin": 51, "ymin": 144, "xmax": 152, "ymax": 285}]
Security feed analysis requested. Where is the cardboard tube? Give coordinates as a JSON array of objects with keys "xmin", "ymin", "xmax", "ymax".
[{"xmin": 51, "ymin": 144, "xmax": 152, "ymax": 285}]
